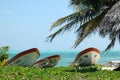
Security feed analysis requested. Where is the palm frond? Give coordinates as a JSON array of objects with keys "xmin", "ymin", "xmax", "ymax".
[
  {"xmin": 73, "ymin": 23, "xmax": 97, "ymax": 48},
  {"xmin": 50, "ymin": 12, "xmax": 80, "ymax": 30},
  {"xmin": 116, "ymin": 29, "xmax": 120, "ymax": 43},
  {"xmin": 105, "ymin": 37, "xmax": 116, "ymax": 51},
  {"xmin": 48, "ymin": 0, "xmax": 120, "ymax": 51},
  {"xmin": 72, "ymin": 9, "xmax": 108, "ymax": 48},
  {"xmin": 51, "ymin": 0, "xmax": 107, "ymax": 31},
  {"xmin": 70, "ymin": 0, "xmax": 107, "ymax": 11},
  {"xmin": 105, "ymin": 0, "xmax": 119, "ymax": 7},
  {"xmin": 70, "ymin": 0, "xmax": 82, "ymax": 6},
  {"xmin": 70, "ymin": 0, "xmax": 118, "ymax": 7},
  {"xmin": 51, "ymin": 7, "xmax": 104, "ymax": 31},
  {"xmin": 71, "ymin": 0, "xmax": 101, "ymax": 7},
  {"xmin": 48, "ymin": 19, "xmax": 79, "ymax": 42},
  {"xmin": 99, "ymin": 0, "xmax": 120, "ymax": 37},
  {"xmin": 48, "ymin": 8, "xmax": 104, "ymax": 42}
]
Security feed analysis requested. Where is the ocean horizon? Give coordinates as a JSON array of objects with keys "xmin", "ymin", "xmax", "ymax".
[{"xmin": 8, "ymin": 50, "xmax": 120, "ymax": 67}]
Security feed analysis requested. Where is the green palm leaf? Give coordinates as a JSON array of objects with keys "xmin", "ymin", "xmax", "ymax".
[
  {"xmin": 73, "ymin": 9, "xmax": 108, "ymax": 48},
  {"xmin": 99, "ymin": 0, "xmax": 120, "ymax": 50},
  {"xmin": 49, "ymin": 7, "xmax": 104, "ymax": 40},
  {"xmin": 50, "ymin": 12, "xmax": 80, "ymax": 30},
  {"xmin": 105, "ymin": 37, "xmax": 116, "ymax": 51},
  {"xmin": 48, "ymin": 19, "xmax": 79, "ymax": 42},
  {"xmin": 48, "ymin": 0, "xmax": 120, "ymax": 51}
]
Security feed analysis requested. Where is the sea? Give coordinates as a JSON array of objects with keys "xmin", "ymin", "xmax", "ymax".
[{"xmin": 8, "ymin": 50, "xmax": 120, "ymax": 67}]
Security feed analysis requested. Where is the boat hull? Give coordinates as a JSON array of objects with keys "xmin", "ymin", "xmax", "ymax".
[
  {"xmin": 6, "ymin": 48, "xmax": 40, "ymax": 67},
  {"xmin": 71, "ymin": 47, "xmax": 100, "ymax": 67},
  {"xmin": 105, "ymin": 60, "xmax": 120, "ymax": 67},
  {"xmin": 33, "ymin": 55, "xmax": 61, "ymax": 68}
]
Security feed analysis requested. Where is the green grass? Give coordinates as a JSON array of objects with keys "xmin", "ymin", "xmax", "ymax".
[{"xmin": 0, "ymin": 66, "xmax": 120, "ymax": 80}]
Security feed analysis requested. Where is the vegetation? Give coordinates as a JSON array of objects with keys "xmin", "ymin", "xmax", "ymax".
[
  {"xmin": 47, "ymin": 0, "xmax": 120, "ymax": 51},
  {"xmin": 0, "ymin": 66, "xmax": 120, "ymax": 80},
  {"xmin": 0, "ymin": 46, "xmax": 9, "ymax": 66}
]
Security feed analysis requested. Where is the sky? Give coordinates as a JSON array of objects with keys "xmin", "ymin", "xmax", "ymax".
[{"xmin": 0, "ymin": 0, "xmax": 120, "ymax": 51}]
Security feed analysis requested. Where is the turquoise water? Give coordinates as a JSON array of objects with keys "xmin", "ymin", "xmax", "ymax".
[{"xmin": 8, "ymin": 50, "xmax": 120, "ymax": 67}]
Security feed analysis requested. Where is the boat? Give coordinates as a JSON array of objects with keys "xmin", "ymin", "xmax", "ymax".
[
  {"xmin": 101, "ymin": 66, "xmax": 117, "ymax": 71},
  {"xmin": 5, "ymin": 48, "xmax": 40, "ymax": 67},
  {"xmin": 33, "ymin": 55, "xmax": 61, "ymax": 68},
  {"xmin": 105, "ymin": 60, "xmax": 120, "ymax": 67},
  {"xmin": 71, "ymin": 47, "xmax": 100, "ymax": 67},
  {"xmin": 101, "ymin": 60, "xmax": 120, "ymax": 71}
]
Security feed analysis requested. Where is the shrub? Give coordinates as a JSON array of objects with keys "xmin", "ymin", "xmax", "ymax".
[{"xmin": 0, "ymin": 46, "xmax": 9, "ymax": 66}]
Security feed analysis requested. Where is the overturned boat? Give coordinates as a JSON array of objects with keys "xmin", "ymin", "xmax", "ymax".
[
  {"xmin": 71, "ymin": 47, "xmax": 100, "ymax": 67},
  {"xmin": 33, "ymin": 55, "xmax": 61, "ymax": 68},
  {"xmin": 5, "ymin": 48, "xmax": 40, "ymax": 67}
]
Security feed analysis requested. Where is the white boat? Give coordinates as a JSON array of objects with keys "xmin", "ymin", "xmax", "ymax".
[
  {"xmin": 105, "ymin": 60, "xmax": 120, "ymax": 67},
  {"xmin": 101, "ymin": 61, "xmax": 120, "ymax": 71},
  {"xmin": 5, "ymin": 48, "xmax": 40, "ymax": 67},
  {"xmin": 101, "ymin": 66, "xmax": 118, "ymax": 71},
  {"xmin": 33, "ymin": 55, "xmax": 61, "ymax": 68},
  {"xmin": 71, "ymin": 47, "xmax": 100, "ymax": 67}
]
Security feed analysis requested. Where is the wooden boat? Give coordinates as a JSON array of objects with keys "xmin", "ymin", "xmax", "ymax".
[
  {"xmin": 5, "ymin": 48, "xmax": 40, "ymax": 67},
  {"xmin": 33, "ymin": 55, "xmax": 61, "ymax": 68},
  {"xmin": 71, "ymin": 47, "xmax": 100, "ymax": 67}
]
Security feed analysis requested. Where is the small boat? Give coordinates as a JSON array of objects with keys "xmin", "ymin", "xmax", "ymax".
[
  {"xmin": 33, "ymin": 55, "xmax": 61, "ymax": 68},
  {"xmin": 101, "ymin": 60, "xmax": 120, "ymax": 71},
  {"xmin": 101, "ymin": 66, "xmax": 117, "ymax": 71},
  {"xmin": 5, "ymin": 48, "xmax": 40, "ymax": 67},
  {"xmin": 71, "ymin": 47, "xmax": 100, "ymax": 67},
  {"xmin": 105, "ymin": 60, "xmax": 120, "ymax": 67}
]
